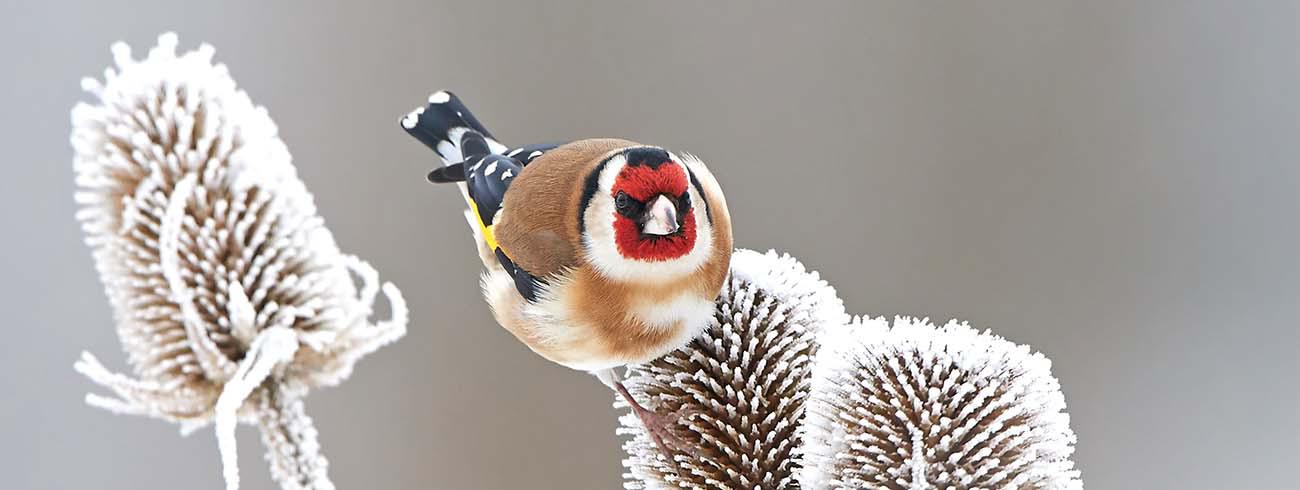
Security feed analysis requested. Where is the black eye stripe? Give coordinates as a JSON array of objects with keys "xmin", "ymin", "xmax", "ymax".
[
  {"xmin": 685, "ymin": 166, "xmax": 711, "ymax": 222},
  {"xmin": 577, "ymin": 159, "xmax": 610, "ymax": 236},
  {"xmin": 614, "ymin": 191, "xmax": 644, "ymax": 218}
]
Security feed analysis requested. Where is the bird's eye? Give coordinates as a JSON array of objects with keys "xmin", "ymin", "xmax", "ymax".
[{"xmin": 615, "ymin": 191, "xmax": 632, "ymax": 212}]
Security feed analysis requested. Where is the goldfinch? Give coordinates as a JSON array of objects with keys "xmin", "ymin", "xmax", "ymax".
[{"xmin": 401, "ymin": 91, "xmax": 733, "ymax": 461}]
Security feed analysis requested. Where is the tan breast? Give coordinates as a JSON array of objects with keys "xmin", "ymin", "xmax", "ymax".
[{"xmin": 564, "ymin": 243, "xmax": 732, "ymax": 365}]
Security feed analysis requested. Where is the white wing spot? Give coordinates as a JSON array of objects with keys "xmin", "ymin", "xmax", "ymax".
[
  {"xmin": 428, "ymin": 91, "xmax": 451, "ymax": 104},
  {"xmin": 502, "ymin": 169, "xmax": 513, "ymax": 180},
  {"xmin": 485, "ymin": 161, "xmax": 498, "ymax": 176},
  {"xmin": 529, "ymin": 150, "xmax": 543, "ymax": 159},
  {"xmin": 507, "ymin": 148, "xmax": 524, "ymax": 157}
]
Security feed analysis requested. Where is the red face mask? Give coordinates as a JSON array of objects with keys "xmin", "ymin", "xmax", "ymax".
[{"xmin": 611, "ymin": 162, "xmax": 697, "ymax": 261}]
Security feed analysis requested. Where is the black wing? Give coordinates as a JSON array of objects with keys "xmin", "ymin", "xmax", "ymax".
[
  {"xmin": 401, "ymin": 92, "xmax": 555, "ymax": 302},
  {"xmin": 463, "ymin": 152, "xmax": 523, "ymax": 227},
  {"xmin": 504, "ymin": 142, "xmax": 564, "ymax": 166}
]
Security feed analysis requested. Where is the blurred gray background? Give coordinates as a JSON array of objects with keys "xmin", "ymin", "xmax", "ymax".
[{"xmin": 3, "ymin": 1, "xmax": 1298, "ymax": 488}]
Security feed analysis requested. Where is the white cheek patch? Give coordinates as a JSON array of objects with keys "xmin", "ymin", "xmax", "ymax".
[
  {"xmin": 582, "ymin": 155, "xmax": 716, "ymax": 283},
  {"xmin": 581, "ymin": 155, "xmax": 625, "ymax": 275}
]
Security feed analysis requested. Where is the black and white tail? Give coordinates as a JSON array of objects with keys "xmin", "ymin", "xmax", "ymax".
[
  {"xmin": 401, "ymin": 91, "xmax": 563, "ymax": 184},
  {"xmin": 400, "ymin": 91, "xmax": 508, "ymax": 175},
  {"xmin": 399, "ymin": 90, "xmax": 565, "ymax": 294}
]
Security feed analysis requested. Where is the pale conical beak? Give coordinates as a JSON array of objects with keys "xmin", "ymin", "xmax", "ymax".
[{"xmin": 641, "ymin": 194, "xmax": 679, "ymax": 236}]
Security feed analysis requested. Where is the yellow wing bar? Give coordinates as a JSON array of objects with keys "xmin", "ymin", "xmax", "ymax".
[{"xmin": 466, "ymin": 195, "xmax": 500, "ymax": 252}]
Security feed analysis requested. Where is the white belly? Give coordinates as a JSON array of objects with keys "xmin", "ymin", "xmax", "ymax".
[{"xmin": 482, "ymin": 267, "xmax": 715, "ymax": 371}]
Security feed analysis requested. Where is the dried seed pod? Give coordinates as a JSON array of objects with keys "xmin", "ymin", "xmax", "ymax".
[
  {"xmin": 798, "ymin": 317, "xmax": 1082, "ymax": 490},
  {"xmin": 619, "ymin": 249, "xmax": 848, "ymax": 489},
  {"xmin": 70, "ymin": 32, "xmax": 407, "ymax": 490}
]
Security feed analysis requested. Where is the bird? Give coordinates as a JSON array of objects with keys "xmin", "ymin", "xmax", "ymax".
[{"xmin": 400, "ymin": 91, "xmax": 733, "ymax": 464}]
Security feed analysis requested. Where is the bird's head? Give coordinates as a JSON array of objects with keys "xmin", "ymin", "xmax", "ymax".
[{"xmin": 580, "ymin": 146, "xmax": 719, "ymax": 282}]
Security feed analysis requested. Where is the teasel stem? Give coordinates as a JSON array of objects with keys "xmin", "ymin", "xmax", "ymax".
[{"xmin": 256, "ymin": 380, "xmax": 334, "ymax": 490}]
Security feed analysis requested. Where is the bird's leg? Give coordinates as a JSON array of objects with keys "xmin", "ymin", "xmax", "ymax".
[{"xmin": 600, "ymin": 369, "xmax": 701, "ymax": 473}]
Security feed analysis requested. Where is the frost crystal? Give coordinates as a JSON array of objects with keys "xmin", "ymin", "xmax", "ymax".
[
  {"xmin": 618, "ymin": 249, "xmax": 849, "ymax": 489},
  {"xmin": 798, "ymin": 317, "xmax": 1082, "ymax": 490},
  {"xmin": 618, "ymin": 255, "xmax": 1082, "ymax": 489},
  {"xmin": 70, "ymin": 33, "xmax": 406, "ymax": 490}
]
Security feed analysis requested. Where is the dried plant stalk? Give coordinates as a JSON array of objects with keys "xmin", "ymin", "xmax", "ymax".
[
  {"xmin": 618, "ymin": 249, "xmax": 849, "ymax": 489},
  {"xmin": 798, "ymin": 317, "xmax": 1081, "ymax": 490},
  {"xmin": 256, "ymin": 381, "xmax": 331, "ymax": 489},
  {"xmin": 69, "ymin": 33, "xmax": 406, "ymax": 490}
]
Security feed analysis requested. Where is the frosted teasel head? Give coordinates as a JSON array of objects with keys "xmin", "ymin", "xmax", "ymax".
[
  {"xmin": 619, "ymin": 249, "xmax": 849, "ymax": 489},
  {"xmin": 70, "ymin": 33, "xmax": 406, "ymax": 489},
  {"xmin": 798, "ymin": 317, "xmax": 1081, "ymax": 490}
]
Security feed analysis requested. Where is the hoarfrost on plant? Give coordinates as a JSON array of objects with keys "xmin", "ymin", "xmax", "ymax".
[{"xmin": 70, "ymin": 32, "xmax": 407, "ymax": 490}]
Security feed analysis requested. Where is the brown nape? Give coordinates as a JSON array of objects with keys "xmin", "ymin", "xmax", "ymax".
[{"xmin": 493, "ymin": 138, "xmax": 639, "ymax": 279}]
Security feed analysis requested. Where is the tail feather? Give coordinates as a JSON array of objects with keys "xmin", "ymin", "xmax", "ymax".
[
  {"xmin": 426, "ymin": 163, "xmax": 466, "ymax": 183},
  {"xmin": 423, "ymin": 130, "xmax": 499, "ymax": 183},
  {"xmin": 400, "ymin": 90, "xmax": 506, "ymax": 165}
]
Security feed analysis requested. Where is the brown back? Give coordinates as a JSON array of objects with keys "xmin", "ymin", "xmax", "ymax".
[{"xmin": 493, "ymin": 138, "xmax": 639, "ymax": 278}]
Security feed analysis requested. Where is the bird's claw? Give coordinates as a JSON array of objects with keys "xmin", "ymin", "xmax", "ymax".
[
  {"xmin": 630, "ymin": 402, "xmax": 704, "ymax": 472},
  {"xmin": 613, "ymin": 380, "xmax": 705, "ymax": 474}
]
